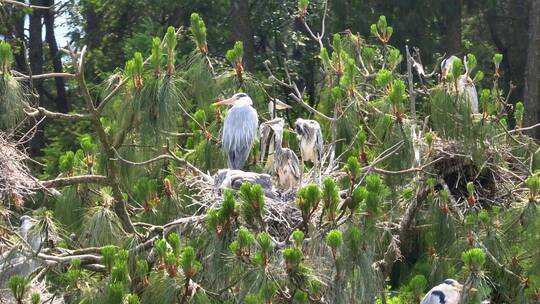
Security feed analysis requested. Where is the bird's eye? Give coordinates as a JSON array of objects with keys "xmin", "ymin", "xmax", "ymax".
[{"xmin": 237, "ymin": 93, "xmax": 247, "ymax": 98}]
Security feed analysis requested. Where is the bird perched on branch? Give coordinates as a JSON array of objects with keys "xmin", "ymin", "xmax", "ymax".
[
  {"xmin": 421, "ymin": 279, "xmax": 463, "ymax": 304},
  {"xmin": 295, "ymin": 118, "xmax": 323, "ymax": 165},
  {"xmin": 440, "ymin": 56, "xmax": 479, "ymax": 114},
  {"xmin": 268, "ymin": 98, "xmax": 291, "ymax": 119},
  {"xmin": 213, "ymin": 93, "xmax": 258, "ymax": 170},
  {"xmin": 260, "ymin": 118, "xmax": 300, "ymax": 190}
]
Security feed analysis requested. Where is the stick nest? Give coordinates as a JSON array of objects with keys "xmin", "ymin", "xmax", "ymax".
[{"xmin": 0, "ymin": 133, "xmax": 40, "ymax": 204}]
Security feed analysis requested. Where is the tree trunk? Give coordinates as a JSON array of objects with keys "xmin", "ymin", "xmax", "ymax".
[
  {"xmin": 524, "ymin": 0, "xmax": 540, "ymax": 139},
  {"xmin": 230, "ymin": 0, "xmax": 256, "ymax": 72},
  {"xmin": 43, "ymin": 0, "xmax": 69, "ymax": 113},
  {"xmin": 442, "ymin": 0, "xmax": 462, "ymax": 55},
  {"xmin": 28, "ymin": 0, "xmax": 46, "ymax": 156}
]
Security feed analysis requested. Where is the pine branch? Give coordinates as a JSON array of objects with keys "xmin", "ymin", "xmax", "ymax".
[{"xmin": 41, "ymin": 175, "xmax": 109, "ymax": 188}]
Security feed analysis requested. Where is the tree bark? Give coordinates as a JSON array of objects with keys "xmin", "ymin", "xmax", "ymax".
[
  {"xmin": 442, "ymin": 0, "xmax": 462, "ymax": 55},
  {"xmin": 524, "ymin": 0, "xmax": 540, "ymax": 139},
  {"xmin": 28, "ymin": 0, "xmax": 45, "ymax": 156},
  {"xmin": 230, "ymin": 0, "xmax": 256, "ymax": 72},
  {"xmin": 43, "ymin": 0, "xmax": 69, "ymax": 113}
]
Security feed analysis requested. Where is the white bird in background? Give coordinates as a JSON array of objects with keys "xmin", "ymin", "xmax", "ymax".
[
  {"xmin": 1, "ymin": 216, "xmax": 43, "ymax": 285},
  {"xmin": 440, "ymin": 56, "xmax": 479, "ymax": 114},
  {"xmin": 213, "ymin": 93, "xmax": 258, "ymax": 170},
  {"xmin": 268, "ymin": 98, "xmax": 292, "ymax": 119},
  {"xmin": 295, "ymin": 118, "xmax": 324, "ymax": 165},
  {"xmin": 421, "ymin": 279, "xmax": 463, "ymax": 304},
  {"xmin": 260, "ymin": 118, "xmax": 300, "ymax": 190}
]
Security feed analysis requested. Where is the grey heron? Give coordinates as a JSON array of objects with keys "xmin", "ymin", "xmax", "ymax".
[
  {"xmin": 440, "ymin": 56, "xmax": 479, "ymax": 114},
  {"xmin": 421, "ymin": 279, "xmax": 463, "ymax": 304},
  {"xmin": 213, "ymin": 93, "xmax": 258, "ymax": 170},
  {"xmin": 260, "ymin": 118, "xmax": 300, "ymax": 190},
  {"xmin": 295, "ymin": 118, "xmax": 323, "ymax": 165}
]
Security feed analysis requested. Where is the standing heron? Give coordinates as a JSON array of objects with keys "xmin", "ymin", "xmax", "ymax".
[
  {"xmin": 440, "ymin": 56, "xmax": 479, "ymax": 114},
  {"xmin": 213, "ymin": 93, "xmax": 258, "ymax": 170},
  {"xmin": 295, "ymin": 118, "xmax": 324, "ymax": 165},
  {"xmin": 260, "ymin": 118, "xmax": 300, "ymax": 190},
  {"xmin": 421, "ymin": 279, "xmax": 463, "ymax": 304}
]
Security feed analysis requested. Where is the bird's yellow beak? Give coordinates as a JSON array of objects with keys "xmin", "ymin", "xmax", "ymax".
[
  {"xmin": 469, "ymin": 287, "xmax": 479, "ymax": 292},
  {"xmin": 212, "ymin": 97, "xmax": 236, "ymax": 106}
]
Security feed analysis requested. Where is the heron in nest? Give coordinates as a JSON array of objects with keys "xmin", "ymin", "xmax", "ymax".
[
  {"xmin": 260, "ymin": 118, "xmax": 300, "ymax": 190},
  {"xmin": 440, "ymin": 56, "xmax": 479, "ymax": 114},
  {"xmin": 213, "ymin": 93, "xmax": 258, "ymax": 170},
  {"xmin": 421, "ymin": 279, "xmax": 471, "ymax": 304},
  {"xmin": 295, "ymin": 118, "xmax": 323, "ymax": 166}
]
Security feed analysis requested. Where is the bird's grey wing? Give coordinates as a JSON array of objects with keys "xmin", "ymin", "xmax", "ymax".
[
  {"xmin": 222, "ymin": 106, "xmax": 258, "ymax": 169},
  {"xmin": 420, "ymin": 290, "xmax": 446, "ymax": 304},
  {"xmin": 288, "ymin": 150, "xmax": 301, "ymax": 179}
]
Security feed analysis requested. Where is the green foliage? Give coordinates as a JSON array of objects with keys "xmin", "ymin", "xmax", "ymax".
[
  {"xmin": 371, "ymin": 15, "xmax": 393, "ymax": 43},
  {"xmin": 59, "ymin": 151, "xmax": 76, "ymax": 173},
  {"xmin": 462, "ymin": 248, "xmax": 486, "ymax": 272},
  {"xmin": 376, "ymin": 69, "xmax": 393, "ymax": 89},
  {"xmin": 226, "ymin": 41, "xmax": 244, "ymax": 64},
  {"xmin": 190, "ymin": 13, "xmax": 208, "ymax": 54},
  {"xmin": 388, "ymin": 80, "xmax": 405, "ymax": 108},
  {"xmin": 165, "ymin": 26, "xmax": 177, "ymax": 75},
  {"xmin": 240, "ymin": 182, "xmax": 266, "ymax": 229},
  {"xmin": 450, "ymin": 58, "xmax": 463, "ymax": 83},
  {"xmin": 180, "ymin": 246, "xmax": 201, "ymax": 279},
  {"xmin": 298, "ymin": 0, "xmax": 309, "ymax": 17},
  {"xmin": 9, "ymin": 275, "xmax": 29, "ymax": 304},
  {"xmin": 283, "ymin": 246, "xmax": 303, "ymax": 269},
  {"xmin": 0, "ymin": 41, "xmax": 13, "ymax": 75},
  {"xmin": 326, "ymin": 229, "xmax": 343, "ymax": 251},
  {"xmin": 150, "ymin": 37, "xmax": 162, "ymax": 76},
  {"xmin": 409, "ymin": 274, "xmax": 427, "ymax": 297},
  {"xmin": 126, "ymin": 294, "xmax": 140, "ymax": 304},
  {"xmin": 31, "ymin": 293, "xmax": 40, "ymax": 304},
  {"xmin": 291, "ymin": 230, "xmax": 305, "ymax": 248},
  {"xmin": 345, "ymin": 156, "xmax": 361, "ymax": 183},
  {"xmin": 167, "ymin": 232, "xmax": 181, "ymax": 255},
  {"xmin": 527, "ymin": 175, "xmax": 540, "ymax": 198},
  {"xmin": 321, "ymin": 178, "xmax": 340, "ymax": 222},
  {"xmin": 514, "ymin": 101, "xmax": 524, "ymax": 126}
]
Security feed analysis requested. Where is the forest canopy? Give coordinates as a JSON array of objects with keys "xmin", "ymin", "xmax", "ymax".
[{"xmin": 1, "ymin": 0, "xmax": 540, "ymax": 303}]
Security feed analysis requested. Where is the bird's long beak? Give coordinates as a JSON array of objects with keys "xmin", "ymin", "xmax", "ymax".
[
  {"xmin": 212, "ymin": 97, "xmax": 236, "ymax": 106},
  {"xmin": 469, "ymin": 287, "xmax": 479, "ymax": 292}
]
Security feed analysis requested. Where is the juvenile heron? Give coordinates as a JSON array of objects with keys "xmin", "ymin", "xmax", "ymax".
[
  {"xmin": 213, "ymin": 93, "xmax": 258, "ymax": 170},
  {"xmin": 259, "ymin": 118, "xmax": 281, "ymax": 172},
  {"xmin": 295, "ymin": 118, "xmax": 323, "ymax": 164},
  {"xmin": 421, "ymin": 279, "xmax": 463, "ymax": 304},
  {"xmin": 440, "ymin": 56, "xmax": 479, "ymax": 114},
  {"xmin": 260, "ymin": 118, "xmax": 300, "ymax": 190}
]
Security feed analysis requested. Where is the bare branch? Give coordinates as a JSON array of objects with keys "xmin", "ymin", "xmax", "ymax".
[
  {"xmin": 41, "ymin": 175, "xmax": 109, "ymax": 188},
  {"xmin": 25, "ymin": 106, "xmax": 91, "ymax": 121},
  {"xmin": 0, "ymin": 0, "xmax": 53, "ymax": 10},
  {"xmin": 13, "ymin": 72, "xmax": 75, "ymax": 80}
]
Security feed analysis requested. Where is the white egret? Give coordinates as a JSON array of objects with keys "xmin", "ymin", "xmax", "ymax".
[{"xmin": 440, "ymin": 56, "xmax": 479, "ymax": 113}]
